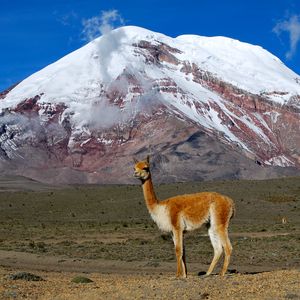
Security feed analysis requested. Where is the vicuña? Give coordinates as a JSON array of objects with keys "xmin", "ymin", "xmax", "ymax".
[{"xmin": 134, "ymin": 156, "xmax": 235, "ymax": 278}]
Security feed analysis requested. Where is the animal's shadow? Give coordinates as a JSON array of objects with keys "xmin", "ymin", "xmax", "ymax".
[{"xmin": 197, "ymin": 269, "xmax": 264, "ymax": 276}]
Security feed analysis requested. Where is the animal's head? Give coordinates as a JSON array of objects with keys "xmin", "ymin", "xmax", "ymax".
[{"xmin": 133, "ymin": 155, "xmax": 151, "ymax": 182}]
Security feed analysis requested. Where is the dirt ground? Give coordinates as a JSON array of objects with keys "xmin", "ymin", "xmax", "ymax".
[
  {"xmin": 0, "ymin": 176, "xmax": 299, "ymax": 299},
  {"xmin": 0, "ymin": 266, "xmax": 299, "ymax": 300}
]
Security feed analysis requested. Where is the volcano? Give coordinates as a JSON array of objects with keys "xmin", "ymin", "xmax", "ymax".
[{"xmin": 1, "ymin": 26, "xmax": 300, "ymax": 184}]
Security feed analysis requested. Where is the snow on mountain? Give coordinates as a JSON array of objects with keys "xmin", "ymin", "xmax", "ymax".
[
  {"xmin": 3, "ymin": 26, "xmax": 300, "ymax": 108},
  {"xmin": 175, "ymin": 34, "xmax": 300, "ymax": 99},
  {"xmin": 0, "ymin": 26, "xmax": 300, "ymax": 184}
]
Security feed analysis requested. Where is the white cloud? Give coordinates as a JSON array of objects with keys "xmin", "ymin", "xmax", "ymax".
[
  {"xmin": 273, "ymin": 14, "xmax": 300, "ymax": 59},
  {"xmin": 53, "ymin": 10, "xmax": 78, "ymax": 27},
  {"xmin": 81, "ymin": 9, "xmax": 124, "ymax": 42}
]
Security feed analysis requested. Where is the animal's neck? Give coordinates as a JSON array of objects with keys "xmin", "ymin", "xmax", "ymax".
[{"xmin": 142, "ymin": 176, "xmax": 158, "ymax": 212}]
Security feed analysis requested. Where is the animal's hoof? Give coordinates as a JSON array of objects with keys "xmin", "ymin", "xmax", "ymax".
[{"xmin": 176, "ymin": 273, "xmax": 187, "ymax": 279}]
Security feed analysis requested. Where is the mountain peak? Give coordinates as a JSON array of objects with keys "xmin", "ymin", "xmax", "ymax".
[{"xmin": 2, "ymin": 26, "xmax": 299, "ymax": 110}]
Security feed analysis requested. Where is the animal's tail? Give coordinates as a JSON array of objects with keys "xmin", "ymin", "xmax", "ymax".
[{"xmin": 224, "ymin": 195, "xmax": 235, "ymax": 220}]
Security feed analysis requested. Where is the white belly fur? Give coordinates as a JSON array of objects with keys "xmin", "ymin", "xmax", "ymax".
[{"xmin": 182, "ymin": 213, "xmax": 209, "ymax": 231}]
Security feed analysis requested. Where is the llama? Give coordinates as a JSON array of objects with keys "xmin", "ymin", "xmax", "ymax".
[{"xmin": 133, "ymin": 156, "xmax": 235, "ymax": 278}]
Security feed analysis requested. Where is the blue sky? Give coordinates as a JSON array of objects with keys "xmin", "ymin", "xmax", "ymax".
[{"xmin": 0, "ymin": 0, "xmax": 300, "ymax": 92}]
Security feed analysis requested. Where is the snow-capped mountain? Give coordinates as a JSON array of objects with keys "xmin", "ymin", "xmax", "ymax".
[{"xmin": 1, "ymin": 26, "xmax": 300, "ymax": 184}]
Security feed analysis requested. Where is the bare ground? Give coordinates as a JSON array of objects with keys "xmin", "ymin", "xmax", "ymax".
[{"xmin": 0, "ymin": 266, "xmax": 299, "ymax": 300}]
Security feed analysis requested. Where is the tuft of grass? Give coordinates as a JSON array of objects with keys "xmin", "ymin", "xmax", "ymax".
[
  {"xmin": 71, "ymin": 276, "xmax": 93, "ymax": 284},
  {"xmin": 9, "ymin": 272, "xmax": 44, "ymax": 281},
  {"xmin": 28, "ymin": 241, "xmax": 47, "ymax": 252}
]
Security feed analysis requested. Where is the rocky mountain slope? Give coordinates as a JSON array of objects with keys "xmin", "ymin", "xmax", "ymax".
[{"xmin": 0, "ymin": 26, "xmax": 300, "ymax": 184}]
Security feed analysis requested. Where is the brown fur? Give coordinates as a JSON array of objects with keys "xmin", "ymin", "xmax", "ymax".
[{"xmin": 134, "ymin": 156, "xmax": 235, "ymax": 278}]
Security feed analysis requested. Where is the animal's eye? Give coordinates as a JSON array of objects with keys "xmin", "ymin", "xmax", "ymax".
[{"xmin": 143, "ymin": 167, "xmax": 149, "ymax": 171}]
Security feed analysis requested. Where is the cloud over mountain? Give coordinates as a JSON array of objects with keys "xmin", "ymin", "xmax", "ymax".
[{"xmin": 273, "ymin": 14, "xmax": 300, "ymax": 59}]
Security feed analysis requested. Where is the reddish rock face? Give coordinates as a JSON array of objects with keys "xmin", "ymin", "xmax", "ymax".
[
  {"xmin": 0, "ymin": 38, "xmax": 299, "ymax": 184},
  {"xmin": 133, "ymin": 40, "xmax": 181, "ymax": 66}
]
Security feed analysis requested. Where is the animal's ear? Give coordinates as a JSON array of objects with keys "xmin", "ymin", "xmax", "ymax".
[
  {"xmin": 133, "ymin": 157, "xmax": 139, "ymax": 164},
  {"xmin": 146, "ymin": 155, "xmax": 150, "ymax": 163}
]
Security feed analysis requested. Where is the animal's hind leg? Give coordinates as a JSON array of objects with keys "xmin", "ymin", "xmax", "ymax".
[
  {"xmin": 219, "ymin": 228, "xmax": 232, "ymax": 276},
  {"xmin": 206, "ymin": 226, "xmax": 223, "ymax": 276}
]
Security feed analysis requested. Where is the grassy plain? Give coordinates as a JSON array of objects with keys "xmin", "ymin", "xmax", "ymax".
[{"xmin": 0, "ymin": 176, "xmax": 299, "ymax": 299}]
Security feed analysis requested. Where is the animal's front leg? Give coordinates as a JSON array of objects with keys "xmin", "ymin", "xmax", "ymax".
[{"xmin": 173, "ymin": 229, "xmax": 187, "ymax": 278}]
